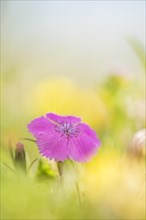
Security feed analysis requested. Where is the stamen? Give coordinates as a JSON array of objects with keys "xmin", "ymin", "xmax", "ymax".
[{"xmin": 55, "ymin": 122, "xmax": 80, "ymax": 138}]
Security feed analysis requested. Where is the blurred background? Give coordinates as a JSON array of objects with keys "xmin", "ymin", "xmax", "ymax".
[{"xmin": 1, "ymin": 1, "xmax": 145, "ymax": 219}]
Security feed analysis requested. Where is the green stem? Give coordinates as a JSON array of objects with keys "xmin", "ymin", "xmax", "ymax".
[
  {"xmin": 70, "ymin": 160, "xmax": 82, "ymax": 206},
  {"xmin": 27, "ymin": 158, "xmax": 38, "ymax": 173},
  {"xmin": 20, "ymin": 138, "xmax": 36, "ymax": 143},
  {"xmin": 75, "ymin": 180, "xmax": 81, "ymax": 206},
  {"xmin": 3, "ymin": 162, "xmax": 15, "ymax": 173},
  {"xmin": 57, "ymin": 161, "xmax": 63, "ymax": 177}
]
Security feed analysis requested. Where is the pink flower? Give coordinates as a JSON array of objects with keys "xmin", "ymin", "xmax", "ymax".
[{"xmin": 27, "ymin": 113, "xmax": 100, "ymax": 162}]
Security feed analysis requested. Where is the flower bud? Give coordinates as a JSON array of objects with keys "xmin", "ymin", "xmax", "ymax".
[{"xmin": 14, "ymin": 142, "xmax": 26, "ymax": 172}]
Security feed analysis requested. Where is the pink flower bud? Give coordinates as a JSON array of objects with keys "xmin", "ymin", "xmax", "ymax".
[{"xmin": 14, "ymin": 142, "xmax": 26, "ymax": 172}]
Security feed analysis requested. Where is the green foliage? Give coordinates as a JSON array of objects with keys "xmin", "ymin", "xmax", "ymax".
[
  {"xmin": 1, "ymin": 39, "xmax": 145, "ymax": 219},
  {"xmin": 36, "ymin": 158, "xmax": 56, "ymax": 181}
]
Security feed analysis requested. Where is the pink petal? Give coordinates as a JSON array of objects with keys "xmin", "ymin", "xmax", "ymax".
[
  {"xmin": 37, "ymin": 132, "xmax": 68, "ymax": 162},
  {"xmin": 27, "ymin": 116, "xmax": 54, "ymax": 138},
  {"xmin": 77, "ymin": 123, "xmax": 100, "ymax": 143},
  {"xmin": 46, "ymin": 113, "xmax": 81, "ymax": 124},
  {"xmin": 68, "ymin": 133, "xmax": 100, "ymax": 162}
]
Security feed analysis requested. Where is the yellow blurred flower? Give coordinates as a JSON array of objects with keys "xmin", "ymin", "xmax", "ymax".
[
  {"xmin": 27, "ymin": 77, "xmax": 107, "ymax": 128},
  {"xmin": 84, "ymin": 151, "xmax": 145, "ymax": 219}
]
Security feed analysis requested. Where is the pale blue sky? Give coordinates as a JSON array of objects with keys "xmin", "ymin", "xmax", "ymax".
[{"xmin": 2, "ymin": 0, "xmax": 145, "ymax": 83}]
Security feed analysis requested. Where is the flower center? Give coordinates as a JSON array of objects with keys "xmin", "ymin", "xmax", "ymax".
[{"xmin": 55, "ymin": 122, "xmax": 80, "ymax": 138}]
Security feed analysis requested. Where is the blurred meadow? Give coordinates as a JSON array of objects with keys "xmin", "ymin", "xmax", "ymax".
[{"xmin": 1, "ymin": 1, "xmax": 145, "ymax": 219}]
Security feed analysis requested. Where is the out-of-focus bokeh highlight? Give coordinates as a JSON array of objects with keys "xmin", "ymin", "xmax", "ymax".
[{"xmin": 1, "ymin": 1, "xmax": 145, "ymax": 219}]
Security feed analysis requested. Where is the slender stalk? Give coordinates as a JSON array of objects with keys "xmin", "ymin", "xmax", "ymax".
[
  {"xmin": 3, "ymin": 162, "xmax": 15, "ymax": 173},
  {"xmin": 70, "ymin": 160, "xmax": 82, "ymax": 206},
  {"xmin": 57, "ymin": 161, "xmax": 63, "ymax": 177},
  {"xmin": 75, "ymin": 180, "xmax": 82, "ymax": 206},
  {"xmin": 8, "ymin": 139, "xmax": 14, "ymax": 162},
  {"xmin": 56, "ymin": 161, "xmax": 64, "ymax": 187},
  {"xmin": 20, "ymin": 138, "xmax": 36, "ymax": 143},
  {"xmin": 27, "ymin": 158, "xmax": 38, "ymax": 173}
]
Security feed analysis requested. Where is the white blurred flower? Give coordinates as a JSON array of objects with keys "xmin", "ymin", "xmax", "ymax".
[{"xmin": 129, "ymin": 129, "xmax": 146, "ymax": 157}]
